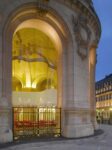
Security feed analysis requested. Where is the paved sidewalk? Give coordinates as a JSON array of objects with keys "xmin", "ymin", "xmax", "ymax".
[{"xmin": 0, "ymin": 125, "xmax": 112, "ymax": 150}]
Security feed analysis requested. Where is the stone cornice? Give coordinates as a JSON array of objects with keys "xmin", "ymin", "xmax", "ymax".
[
  {"xmin": 63, "ymin": 107, "xmax": 96, "ymax": 114},
  {"xmin": 0, "ymin": 106, "xmax": 11, "ymax": 113},
  {"xmin": 89, "ymin": 42, "xmax": 98, "ymax": 50},
  {"xmin": 55, "ymin": 0, "xmax": 101, "ymax": 44}
]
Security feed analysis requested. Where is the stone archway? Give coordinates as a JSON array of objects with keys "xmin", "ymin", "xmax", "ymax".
[
  {"xmin": 1, "ymin": 2, "xmax": 74, "ymax": 142},
  {"xmin": 12, "ymin": 19, "xmax": 61, "ymax": 107}
]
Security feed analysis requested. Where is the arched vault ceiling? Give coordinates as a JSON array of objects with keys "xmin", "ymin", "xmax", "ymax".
[
  {"xmin": 12, "ymin": 28, "xmax": 58, "ymax": 91},
  {"xmin": 13, "ymin": 28, "xmax": 57, "ymax": 65}
]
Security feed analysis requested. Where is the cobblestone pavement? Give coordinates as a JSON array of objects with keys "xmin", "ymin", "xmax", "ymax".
[{"xmin": 0, "ymin": 125, "xmax": 112, "ymax": 150}]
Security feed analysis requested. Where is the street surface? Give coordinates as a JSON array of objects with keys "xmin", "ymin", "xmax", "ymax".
[{"xmin": 0, "ymin": 125, "xmax": 112, "ymax": 150}]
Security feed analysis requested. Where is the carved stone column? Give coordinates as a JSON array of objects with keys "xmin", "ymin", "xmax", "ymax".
[
  {"xmin": 89, "ymin": 44, "xmax": 97, "ymax": 130},
  {"xmin": 0, "ymin": 29, "xmax": 13, "ymax": 143},
  {"xmin": 61, "ymin": 41, "xmax": 75, "ymax": 138},
  {"xmin": 61, "ymin": 13, "xmax": 95, "ymax": 138}
]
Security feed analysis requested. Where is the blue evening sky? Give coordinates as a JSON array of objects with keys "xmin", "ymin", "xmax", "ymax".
[{"xmin": 93, "ymin": 0, "xmax": 112, "ymax": 81}]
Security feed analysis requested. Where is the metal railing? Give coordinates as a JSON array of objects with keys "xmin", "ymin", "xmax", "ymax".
[
  {"xmin": 96, "ymin": 116, "xmax": 112, "ymax": 125},
  {"xmin": 12, "ymin": 107, "xmax": 61, "ymax": 140}
]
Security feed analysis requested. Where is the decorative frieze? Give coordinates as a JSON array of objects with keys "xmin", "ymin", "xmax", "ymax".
[
  {"xmin": 72, "ymin": 14, "xmax": 91, "ymax": 59},
  {"xmin": 36, "ymin": 0, "xmax": 50, "ymax": 16},
  {"xmin": 56, "ymin": 0, "xmax": 101, "ymax": 44}
]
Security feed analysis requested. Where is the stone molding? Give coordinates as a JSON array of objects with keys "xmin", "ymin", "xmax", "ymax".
[
  {"xmin": 3, "ymin": 2, "xmax": 71, "ymax": 41},
  {"xmin": 56, "ymin": 0, "xmax": 101, "ymax": 44},
  {"xmin": 0, "ymin": 106, "xmax": 11, "ymax": 110},
  {"xmin": 35, "ymin": 0, "xmax": 50, "ymax": 16},
  {"xmin": 72, "ymin": 14, "xmax": 91, "ymax": 59},
  {"xmin": 0, "ymin": 0, "xmax": 101, "ymax": 44},
  {"xmin": 89, "ymin": 42, "xmax": 98, "ymax": 49},
  {"xmin": 1, "ymin": 0, "xmax": 100, "ymax": 44},
  {"xmin": 63, "ymin": 107, "xmax": 95, "ymax": 114}
]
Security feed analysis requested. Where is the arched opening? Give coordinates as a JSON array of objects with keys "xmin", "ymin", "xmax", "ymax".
[
  {"xmin": 12, "ymin": 19, "xmax": 61, "ymax": 106},
  {"xmin": 12, "ymin": 19, "xmax": 63, "ymax": 139},
  {"xmin": 2, "ymin": 3, "xmax": 73, "ymax": 141}
]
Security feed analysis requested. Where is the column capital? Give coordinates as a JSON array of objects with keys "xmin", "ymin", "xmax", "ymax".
[{"xmin": 89, "ymin": 42, "xmax": 98, "ymax": 50}]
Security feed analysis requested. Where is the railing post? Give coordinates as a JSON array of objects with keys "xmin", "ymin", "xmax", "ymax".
[{"xmin": 12, "ymin": 107, "xmax": 14, "ymax": 141}]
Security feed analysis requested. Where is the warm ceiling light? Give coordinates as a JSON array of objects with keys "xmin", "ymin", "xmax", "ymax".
[{"xmin": 25, "ymin": 81, "xmax": 31, "ymax": 88}]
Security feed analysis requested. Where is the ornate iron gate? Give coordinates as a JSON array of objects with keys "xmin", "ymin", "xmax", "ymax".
[{"xmin": 13, "ymin": 107, "xmax": 61, "ymax": 140}]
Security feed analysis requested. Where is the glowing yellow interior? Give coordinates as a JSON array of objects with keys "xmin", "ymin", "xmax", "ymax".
[{"xmin": 12, "ymin": 28, "xmax": 58, "ymax": 92}]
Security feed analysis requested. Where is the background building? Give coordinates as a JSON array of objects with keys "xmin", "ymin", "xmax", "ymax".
[
  {"xmin": 0, "ymin": 0, "xmax": 101, "ymax": 143},
  {"xmin": 96, "ymin": 74, "xmax": 112, "ymax": 124}
]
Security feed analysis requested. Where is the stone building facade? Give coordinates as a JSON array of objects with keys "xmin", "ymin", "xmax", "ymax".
[
  {"xmin": 96, "ymin": 74, "xmax": 112, "ymax": 124},
  {"xmin": 0, "ymin": 0, "xmax": 101, "ymax": 143}
]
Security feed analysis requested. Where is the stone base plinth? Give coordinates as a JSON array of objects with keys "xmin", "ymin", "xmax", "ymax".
[
  {"xmin": 94, "ymin": 121, "xmax": 99, "ymax": 130},
  {"xmin": 0, "ymin": 129, "xmax": 13, "ymax": 143},
  {"xmin": 62, "ymin": 124, "xmax": 94, "ymax": 138}
]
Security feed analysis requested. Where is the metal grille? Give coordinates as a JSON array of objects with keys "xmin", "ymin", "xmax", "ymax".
[{"xmin": 13, "ymin": 107, "xmax": 61, "ymax": 140}]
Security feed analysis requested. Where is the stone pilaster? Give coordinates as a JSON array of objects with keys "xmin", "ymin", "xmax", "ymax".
[
  {"xmin": 62, "ymin": 108, "xmax": 94, "ymax": 138},
  {"xmin": 89, "ymin": 44, "xmax": 98, "ymax": 130},
  {"xmin": 61, "ymin": 42, "xmax": 76, "ymax": 137},
  {"xmin": 0, "ymin": 26, "xmax": 13, "ymax": 143},
  {"xmin": 0, "ymin": 97, "xmax": 13, "ymax": 143},
  {"xmin": 61, "ymin": 41, "xmax": 94, "ymax": 138}
]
